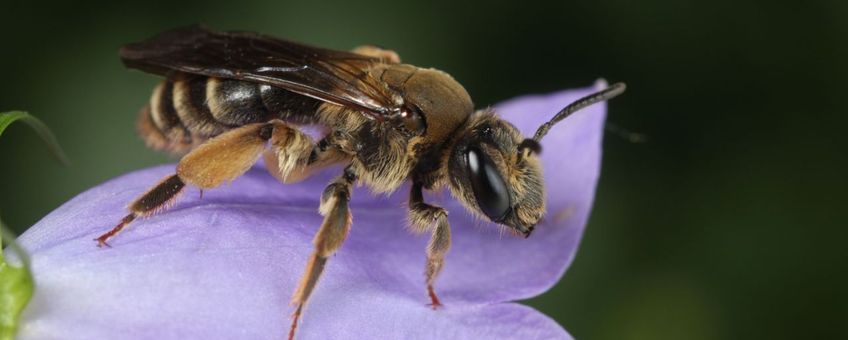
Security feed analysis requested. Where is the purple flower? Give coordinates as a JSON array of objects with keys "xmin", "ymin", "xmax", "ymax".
[{"xmin": 8, "ymin": 84, "xmax": 607, "ymax": 340}]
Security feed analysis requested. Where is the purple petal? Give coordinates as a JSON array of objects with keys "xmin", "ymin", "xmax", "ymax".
[{"xmin": 9, "ymin": 85, "xmax": 606, "ymax": 339}]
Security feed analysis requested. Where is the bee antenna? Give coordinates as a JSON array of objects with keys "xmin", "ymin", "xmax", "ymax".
[
  {"xmin": 529, "ymin": 82, "xmax": 627, "ymax": 147},
  {"xmin": 518, "ymin": 139, "xmax": 542, "ymax": 155}
]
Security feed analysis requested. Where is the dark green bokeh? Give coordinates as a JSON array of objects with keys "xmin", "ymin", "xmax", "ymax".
[{"xmin": 1, "ymin": 0, "xmax": 846, "ymax": 339}]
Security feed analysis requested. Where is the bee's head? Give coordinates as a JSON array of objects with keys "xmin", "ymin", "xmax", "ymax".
[
  {"xmin": 446, "ymin": 83, "xmax": 626, "ymax": 237},
  {"xmin": 447, "ymin": 112, "xmax": 545, "ymax": 237}
]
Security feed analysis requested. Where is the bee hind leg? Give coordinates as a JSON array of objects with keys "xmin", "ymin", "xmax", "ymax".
[
  {"xmin": 408, "ymin": 182, "xmax": 452, "ymax": 309},
  {"xmin": 289, "ymin": 166, "xmax": 356, "ymax": 340},
  {"xmin": 94, "ymin": 121, "xmax": 284, "ymax": 247},
  {"xmin": 94, "ymin": 174, "xmax": 185, "ymax": 247}
]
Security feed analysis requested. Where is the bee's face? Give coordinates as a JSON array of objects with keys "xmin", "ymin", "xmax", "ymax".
[{"xmin": 447, "ymin": 111, "xmax": 545, "ymax": 236}]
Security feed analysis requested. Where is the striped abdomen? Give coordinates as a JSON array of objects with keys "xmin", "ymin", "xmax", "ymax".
[{"xmin": 138, "ymin": 76, "xmax": 322, "ymax": 154}]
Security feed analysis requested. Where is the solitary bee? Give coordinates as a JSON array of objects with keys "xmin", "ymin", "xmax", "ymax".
[{"xmin": 96, "ymin": 25, "xmax": 625, "ymax": 339}]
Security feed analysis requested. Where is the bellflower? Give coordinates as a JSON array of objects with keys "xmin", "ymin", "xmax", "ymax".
[{"xmin": 6, "ymin": 84, "xmax": 607, "ymax": 340}]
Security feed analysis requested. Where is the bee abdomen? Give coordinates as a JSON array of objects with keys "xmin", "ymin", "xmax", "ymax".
[
  {"xmin": 138, "ymin": 80, "xmax": 193, "ymax": 154},
  {"xmin": 139, "ymin": 76, "xmax": 227, "ymax": 154},
  {"xmin": 205, "ymin": 77, "xmax": 275, "ymax": 125},
  {"xmin": 258, "ymin": 83, "xmax": 323, "ymax": 124},
  {"xmin": 205, "ymin": 77, "xmax": 323, "ymax": 125},
  {"xmin": 137, "ymin": 104, "xmax": 192, "ymax": 154},
  {"xmin": 172, "ymin": 76, "xmax": 232, "ymax": 137},
  {"xmin": 138, "ymin": 76, "xmax": 324, "ymax": 153}
]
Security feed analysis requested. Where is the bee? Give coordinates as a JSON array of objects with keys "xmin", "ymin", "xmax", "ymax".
[{"xmin": 95, "ymin": 25, "xmax": 625, "ymax": 339}]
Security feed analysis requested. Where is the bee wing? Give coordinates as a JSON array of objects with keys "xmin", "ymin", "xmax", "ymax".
[{"xmin": 120, "ymin": 25, "xmax": 402, "ymax": 121}]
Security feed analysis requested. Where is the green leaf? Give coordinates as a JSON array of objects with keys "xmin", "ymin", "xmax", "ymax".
[
  {"xmin": 0, "ymin": 218, "xmax": 34, "ymax": 340},
  {"xmin": 0, "ymin": 111, "xmax": 49, "ymax": 339},
  {"xmin": 0, "ymin": 111, "xmax": 70, "ymax": 165}
]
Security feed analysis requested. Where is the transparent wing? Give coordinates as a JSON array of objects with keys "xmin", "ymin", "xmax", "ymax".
[{"xmin": 120, "ymin": 25, "xmax": 403, "ymax": 120}]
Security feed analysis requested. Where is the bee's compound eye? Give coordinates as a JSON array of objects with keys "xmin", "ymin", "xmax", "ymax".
[{"xmin": 466, "ymin": 147, "xmax": 510, "ymax": 221}]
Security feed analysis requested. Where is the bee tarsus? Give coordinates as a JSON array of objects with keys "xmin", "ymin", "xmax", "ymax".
[{"xmin": 290, "ymin": 168, "xmax": 356, "ymax": 340}]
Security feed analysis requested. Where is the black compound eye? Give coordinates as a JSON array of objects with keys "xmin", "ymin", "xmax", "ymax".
[{"xmin": 466, "ymin": 147, "xmax": 511, "ymax": 221}]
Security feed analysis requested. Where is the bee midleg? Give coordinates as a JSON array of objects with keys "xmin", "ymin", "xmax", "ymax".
[
  {"xmin": 263, "ymin": 127, "xmax": 350, "ymax": 184},
  {"xmin": 289, "ymin": 166, "xmax": 356, "ymax": 340},
  {"xmin": 94, "ymin": 121, "xmax": 283, "ymax": 247},
  {"xmin": 408, "ymin": 182, "xmax": 452, "ymax": 308}
]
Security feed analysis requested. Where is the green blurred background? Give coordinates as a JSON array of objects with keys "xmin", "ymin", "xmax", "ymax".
[{"xmin": 2, "ymin": 0, "xmax": 846, "ymax": 339}]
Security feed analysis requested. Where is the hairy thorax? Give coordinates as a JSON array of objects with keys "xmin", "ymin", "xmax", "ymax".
[{"xmin": 315, "ymin": 104, "xmax": 421, "ymax": 194}]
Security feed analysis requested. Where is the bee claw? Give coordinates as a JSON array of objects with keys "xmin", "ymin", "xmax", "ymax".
[
  {"xmin": 523, "ymin": 226, "xmax": 535, "ymax": 238},
  {"xmin": 427, "ymin": 284, "xmax": 443, "ymax": 310},
  {"xmin": 94, "ymin": 237, "xmax": 112, "ymax": 248}
]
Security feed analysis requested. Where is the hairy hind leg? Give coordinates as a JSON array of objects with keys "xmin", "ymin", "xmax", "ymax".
[
  {"xmin": 95, "ymin": 120, "xmax": 297, "ymax": 247},
  {"xmin": 289, "ymin": 167, "xmax": 356, "ymax": 340}
]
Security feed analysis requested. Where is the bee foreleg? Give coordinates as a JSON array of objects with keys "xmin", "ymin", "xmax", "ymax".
[
  {"xmin": 95, "ymin": 122, "xmax": 279, "ymax": 247},
  {"xmin": 289, "ymin": 166, "xmax": 356, "ymax": 340},
  {"xmin": 408, "ymin": 182, "xmax": 451, "ymax": 309}
]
